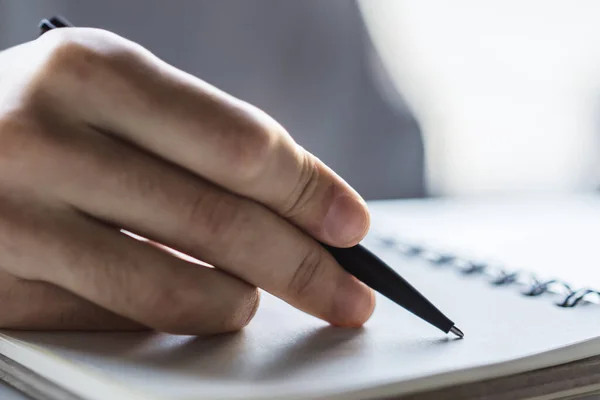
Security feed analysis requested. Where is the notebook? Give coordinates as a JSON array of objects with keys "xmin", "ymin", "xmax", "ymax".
[{"xmin": 1, "ymin": 195, "xmax": 599, "ymax": 400}]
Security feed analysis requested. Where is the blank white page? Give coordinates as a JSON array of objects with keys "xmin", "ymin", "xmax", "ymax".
[
  {"xmin": 1, "ymin": 195, "xmax": 599, "ymax": 400},
  {"xmin": 370, "ymin": 194, "xmax": 600, "ymax": 289}
]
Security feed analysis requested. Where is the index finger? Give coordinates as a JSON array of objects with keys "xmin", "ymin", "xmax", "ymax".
[{"xmin": 37, "ymin": 28, "xmax": 370, "ymax": 247}]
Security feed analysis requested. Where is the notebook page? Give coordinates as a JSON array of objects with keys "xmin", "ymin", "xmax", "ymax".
[
  {"xmin": 370, "ymin": 194, "xmax": 600, "ymax": 289},
  {"xmin": 0, "ymin": 196, "xmax": 599, "ymax": 400}
]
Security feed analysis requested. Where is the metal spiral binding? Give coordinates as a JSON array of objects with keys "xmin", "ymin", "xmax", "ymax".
[{"xmin": 377, "ymin": 236, "xmax": 600, "ymax": 308}]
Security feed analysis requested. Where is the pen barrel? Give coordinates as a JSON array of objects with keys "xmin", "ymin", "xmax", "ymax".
[{"xmin": 323, "ymin": 243, "xmax": 455, "ymax": 334}]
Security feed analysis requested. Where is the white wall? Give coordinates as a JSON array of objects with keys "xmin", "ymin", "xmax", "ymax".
[{"xmin": 360, "ymin": 0, "xmax": 600, "ymax": 196}]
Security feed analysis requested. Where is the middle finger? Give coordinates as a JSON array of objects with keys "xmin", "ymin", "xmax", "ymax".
[{"xmin": 44, "ymin": 124, "xmax": 375, "ymax": 327}]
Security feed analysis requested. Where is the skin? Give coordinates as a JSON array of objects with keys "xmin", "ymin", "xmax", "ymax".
[{"xmin": 0, "ymin": 28, "xmax": 375, "ymax": 334}]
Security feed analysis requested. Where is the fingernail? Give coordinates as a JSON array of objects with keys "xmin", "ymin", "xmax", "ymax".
[
  {"xmin": 332, "ymin": 276, "xmax": 376, "ymax": 327},
  {"xmin": 323, "ymin": 195, "xmax": 369, "ymax": 246}
]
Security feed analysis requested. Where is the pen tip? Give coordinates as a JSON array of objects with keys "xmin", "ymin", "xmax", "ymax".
[{"xmin": 449, "ymin": 326, "xmax": 464, "ymax": 339}]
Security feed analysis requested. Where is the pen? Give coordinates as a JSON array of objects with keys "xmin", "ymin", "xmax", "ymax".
[
  {"xmin": 323, "ymin": 243, "xmax": 463, "ymax": 338},
  {"xmin": 38, "ymin": 16, "xmax": 463, "ymax": 339},
  {"xmin": 39, "ymin": 15, "xmax": 72, "ymax": 33}
]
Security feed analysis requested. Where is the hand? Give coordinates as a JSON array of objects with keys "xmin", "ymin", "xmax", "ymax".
[{"xmin": 0, "ymin": 28, "xmax": 374, "ymax": 334}]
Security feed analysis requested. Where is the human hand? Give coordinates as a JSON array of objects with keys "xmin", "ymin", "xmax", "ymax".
[{"xmin": 0, "ymin": 28, "xmax": 374, "ymax": 334}]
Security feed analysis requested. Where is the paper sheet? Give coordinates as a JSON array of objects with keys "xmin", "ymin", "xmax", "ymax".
[{"xmin": 1, "ymin": 195, "xmax": 599, "ymax": 400}]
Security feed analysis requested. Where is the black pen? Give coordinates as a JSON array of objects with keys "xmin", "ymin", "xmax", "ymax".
[
  {"xmin": 39, "ymin": 16, "xmax": 72, "ymax": 33},
  {"xmin": 39, "ymin": 16, "xmax": 463, "ymax": 339},
  {"xmin": 323, "ymin": 243, "xmax": 463, "ymax": 338}
]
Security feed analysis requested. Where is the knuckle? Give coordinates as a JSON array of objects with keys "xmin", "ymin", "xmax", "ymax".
[
  {"xmin": 282, "ymin": 152, "xmax": 321, "ymax": 218},
  {"xmin": 220, "ymin": 108, "xmax": 277, "ymax": 182},
  {"xmin": 39, "ymin": 31, "xmax": 102, "ymax": 80},
  {"xmin": 288, "ymin": 247, "xmax": 326, "ymax": 300},
  {"xmin": 33, "ymin": 28, "xmax": 134, "ymax": 98},
  {"xmin": 184, "ymin": 189, "xmax": 245, "ymax": 246}
]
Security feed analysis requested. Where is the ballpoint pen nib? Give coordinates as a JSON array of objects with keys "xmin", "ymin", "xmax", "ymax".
[{"xmin": 450, "ymin": 326, "xmax": 464, "ymax": 339}]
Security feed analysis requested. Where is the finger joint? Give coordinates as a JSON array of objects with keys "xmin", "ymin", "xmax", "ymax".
[
  {"xmin": 182, "ymin": 189, "xmax": 245, "ymax": 253},
  {"xmin": 282, "ymin": 151, "xmax": 321, "ymax": 219},
  {"xmin": 288, "ymin": 247, "xmax": 325, "ymax": 300},
  {"xmin": 219, "ymin": 109, "xmax": 277, "ymax": 184}
]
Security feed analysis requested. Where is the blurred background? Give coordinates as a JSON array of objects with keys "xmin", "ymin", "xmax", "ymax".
[
  {"xmin": 1, "ymin": 0, "xmax": 599, "ymax": 199},
  {"xmin": 361, "ymin": 0, "xmax": 600, "ymax": 197}
]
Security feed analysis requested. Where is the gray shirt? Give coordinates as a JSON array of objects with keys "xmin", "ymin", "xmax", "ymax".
[{"xmin": 0, "ymin": 0, "xmax": 424, "ymax": 200}]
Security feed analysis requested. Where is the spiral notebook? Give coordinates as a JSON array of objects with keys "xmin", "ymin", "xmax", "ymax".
[{"xmin": 1, "ymin": 195, "xmax": 600, "ymax": 400}]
